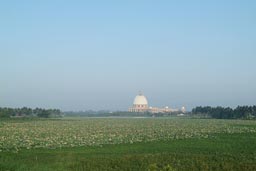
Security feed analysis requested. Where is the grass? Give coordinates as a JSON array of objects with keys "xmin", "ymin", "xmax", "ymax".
[
  {"xmin": 1, "ymin": 132, "xmax": 256, "ymax": 171},
  {"xmin": 1, "ymin": 118, "xmax": 256, "ymax": 151}
]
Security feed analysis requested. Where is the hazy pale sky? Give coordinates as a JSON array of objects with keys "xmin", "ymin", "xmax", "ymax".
[{"xmin": 1, "ymin": 0, "xmax": 256, "ymax": 111}]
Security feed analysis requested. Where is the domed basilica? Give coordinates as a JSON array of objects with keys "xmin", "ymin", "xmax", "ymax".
[
  {"xmin": 128, "ymin": 92, "xmax": 185, "ymax": 113},
  {"xmin": 129, "ymin": 93, "xmax": 149, "ymax": 112}
]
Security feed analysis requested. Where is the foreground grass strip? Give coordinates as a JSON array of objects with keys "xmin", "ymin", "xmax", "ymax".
[{"xmin": 0, "ymin": 133, "xmax": 256, "ymax": 171}]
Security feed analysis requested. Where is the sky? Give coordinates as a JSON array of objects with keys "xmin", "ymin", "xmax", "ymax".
[{"xmin": 1, "ymin": 0, "xmax": 256, "ymax": 111}]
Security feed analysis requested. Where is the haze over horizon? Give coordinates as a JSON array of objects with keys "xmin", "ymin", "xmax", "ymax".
[{"xmin": 1, "ymin": 0, "xmax": 256, "ymax": 111}]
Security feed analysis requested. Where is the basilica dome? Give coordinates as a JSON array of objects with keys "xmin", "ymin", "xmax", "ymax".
[{"xmin": 133, "ymin": 94, "xmax": 148, "ymax": 105}]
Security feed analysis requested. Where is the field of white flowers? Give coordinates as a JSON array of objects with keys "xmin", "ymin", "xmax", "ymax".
[{"xmin": 0, "ymin": 118, "xmax": 256, "ymax": 152}]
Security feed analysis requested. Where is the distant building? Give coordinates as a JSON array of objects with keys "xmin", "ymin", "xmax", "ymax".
[
  {"xmin": 128, "ymin": 93, "xmax": 149, "ymax": 112},
  {"xmin": 128, "ymin": 92, "xmax": 186, "ymax": 113}
]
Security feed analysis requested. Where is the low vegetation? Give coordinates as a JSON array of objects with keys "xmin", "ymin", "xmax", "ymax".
[
  {"xmin": 0, "ymin": 118, "xmax": 256, "ymax": 152},
  {"xmin": 0, "ymin": 131, "xmax": 256, "ymax": 170},
  {"xmin": 0, "ymin": 117, "xmax": 256, "ymax": 170}
]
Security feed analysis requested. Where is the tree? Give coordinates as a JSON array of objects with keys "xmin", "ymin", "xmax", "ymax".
[{"xmin": 192, "ymin": 105, "xmax": 256, "ymax": 119}]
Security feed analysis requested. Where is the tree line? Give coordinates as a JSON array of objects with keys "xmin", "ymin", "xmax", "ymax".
[
  {"xmin": 191, "ymin": 106, "xmax": 256, "ymax": 119},
  {"xmin": 0, "ymin": 107, "xmax": 62, "ymax": 118}
]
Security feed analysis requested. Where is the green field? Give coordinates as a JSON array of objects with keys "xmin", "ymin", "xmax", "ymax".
[{"xmin": 0, "ymin": 118, "xmax": 256, "ymax": 171}]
